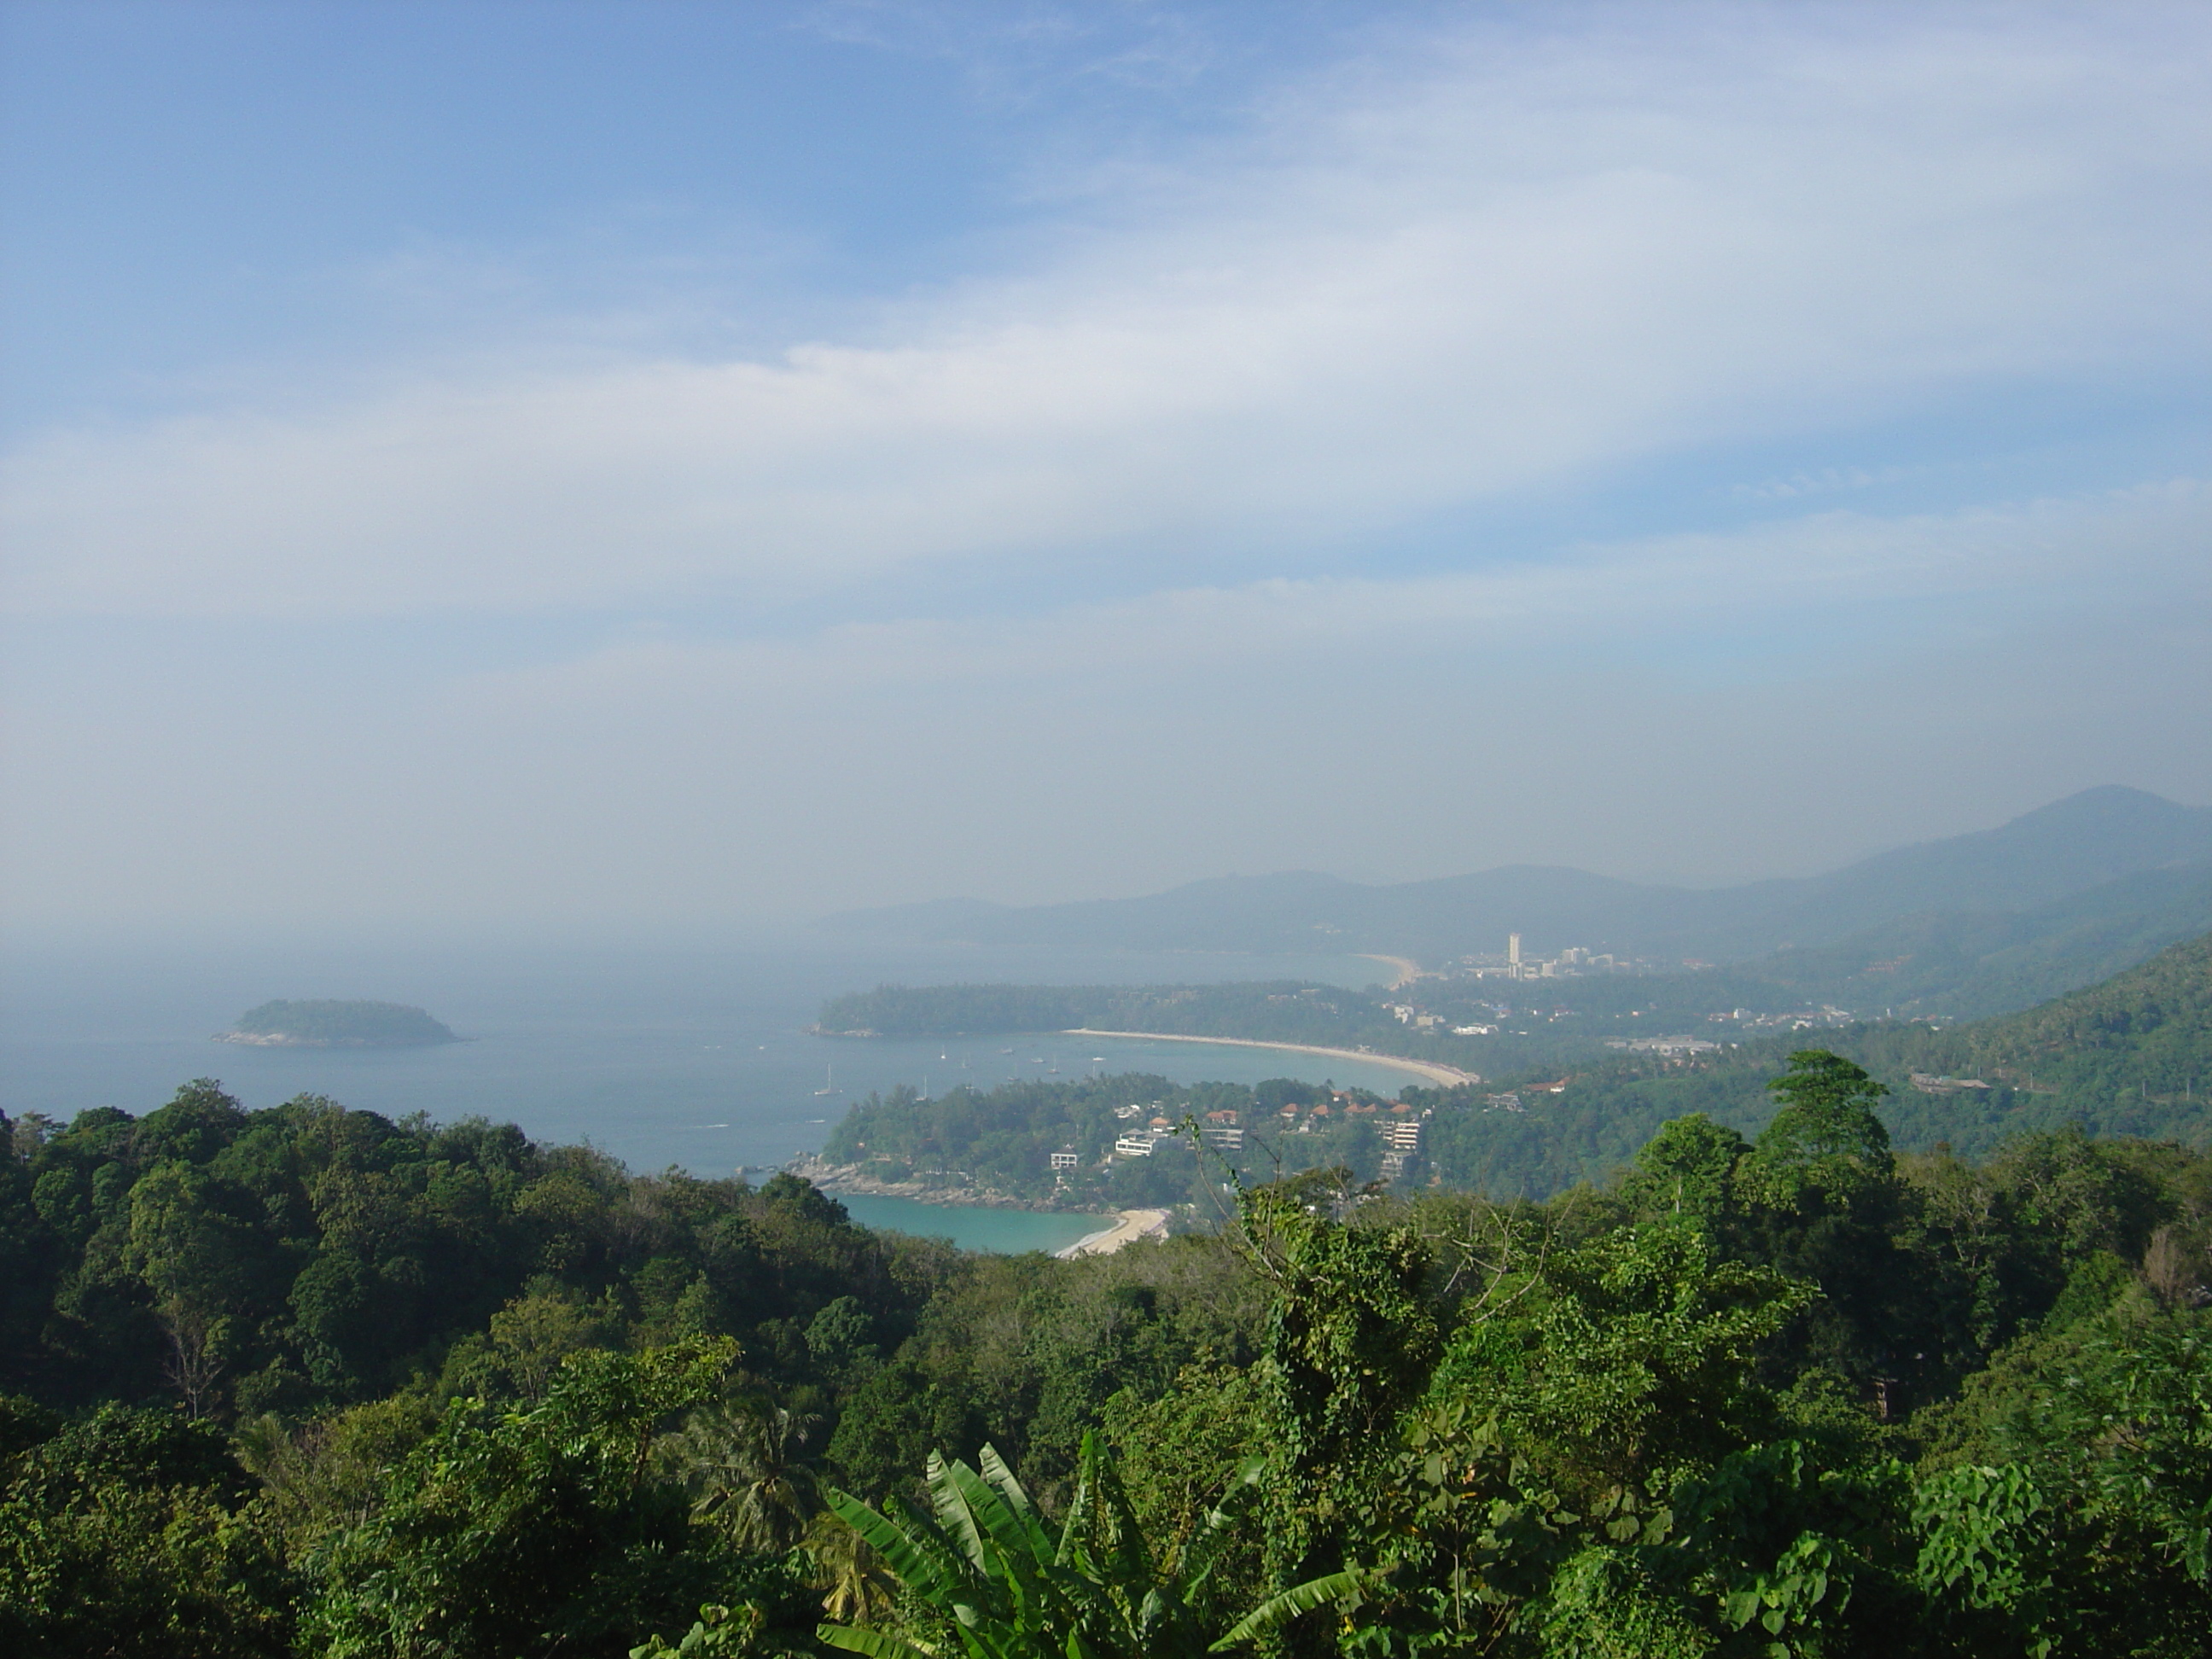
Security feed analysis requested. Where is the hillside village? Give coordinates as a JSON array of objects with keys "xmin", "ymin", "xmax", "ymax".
[{"xmin": 1095, "ymin": 1091, "xmax": 1431, "ymax": 1183}]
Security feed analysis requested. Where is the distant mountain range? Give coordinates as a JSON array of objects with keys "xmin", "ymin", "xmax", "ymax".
[{"xmin": 821, "ymin": 787, "xmax": 2212, "ymax": 1017}]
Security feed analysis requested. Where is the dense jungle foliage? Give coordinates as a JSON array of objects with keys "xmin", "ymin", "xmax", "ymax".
[{"xmin": 3, "ymin": 1045, "xmax": 2210, "ymax": 1656}]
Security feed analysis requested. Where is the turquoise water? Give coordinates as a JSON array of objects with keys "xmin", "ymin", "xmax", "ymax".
[{"xmin": 833, "ymin": 1194, "xmax": 1107, "ymax": 1254}]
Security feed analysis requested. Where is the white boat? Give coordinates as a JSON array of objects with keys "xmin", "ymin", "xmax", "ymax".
[{"xmin": 812, "ymin": 1064, "xmax": 842, "ymax": 1097}]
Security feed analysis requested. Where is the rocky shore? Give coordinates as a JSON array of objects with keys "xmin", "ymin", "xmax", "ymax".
[{"xmin": 783, "ymin": 1155, "xmax": 1099, "ymax": 1214}]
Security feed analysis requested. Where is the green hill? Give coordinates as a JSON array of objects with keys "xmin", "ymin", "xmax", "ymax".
[
  {"xmin": 1796, "ymin": 927, "xmax": 2212, "ymax": 1150},
  {"xmin": 1943, "ymin": 926, "xmax": 2212, "ymax": 1109},
  {"xmin": 1411, "ymin": 929, "xmax": 2212, "ymax": 1196},
  {"xmin": 220, "ymin": 998, "xmax": 457, "ymax": 1048}
]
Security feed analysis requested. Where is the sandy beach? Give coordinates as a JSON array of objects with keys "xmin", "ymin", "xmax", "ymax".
[
  {"xmin": 1356, "ymin": 953, "xmax": 1424, "ymax": 987},
  {"xmin": 1063, "ymin": 1028, "xmax": 1479, "ymax": 1088},
  {"xmin": 1056, "ymin": 1208, "xmax": 1172, "ymax": 1258}
]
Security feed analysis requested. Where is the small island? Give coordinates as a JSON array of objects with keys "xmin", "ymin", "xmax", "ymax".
[{"xmin": 217, "ymin": 999, "xmax": 458, "ymax": 1049}]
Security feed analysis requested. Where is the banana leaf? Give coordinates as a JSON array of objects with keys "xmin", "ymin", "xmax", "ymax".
[{"xmin": 1208, "ymin": 1570, "xmax": 1366, "ymax": 1650}]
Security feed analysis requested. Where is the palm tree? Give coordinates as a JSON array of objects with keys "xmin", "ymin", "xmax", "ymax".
[
  {"xmin": 806, "ymin": 1508, "xmax": 901, "ymax": 1626},
  {"xmin": 816, "ymin": 1431, "xmax": 1359, "ymax": 1658},
  {"xmin": 663, "ymin": 1398, "xmax": 822, "ymax": 1553}
]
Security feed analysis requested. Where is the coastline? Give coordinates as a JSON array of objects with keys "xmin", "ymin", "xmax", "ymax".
[
  {"xmin": 784, "ymin": 1159, "xmax": 1167, "ymax": 1258},
  {"xmin": 212, "ymin": 1032, "xmax": 457, "ymax": 1049},
  {"xmin": 1062, "ymin": 1028, "xmax": 1479, "ymax": 1088},
  {"xmin": 1356, "ymin": 953, "xmax": 1424, "ymax": 988},
  {"xmin": 785, "ymin": 1155, "xmax": 1084, "ymax": 1214},
  {"xmin": 1056, "ymin": 1208, "xmax": 1172, "ymax": 1259}
]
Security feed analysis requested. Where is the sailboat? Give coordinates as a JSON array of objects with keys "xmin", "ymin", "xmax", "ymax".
[{"xmin": 813, "ymin": 1064, "xmax": 842, "ymax": 1097}]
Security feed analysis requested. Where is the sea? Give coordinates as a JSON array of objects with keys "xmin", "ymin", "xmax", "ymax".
[{"xmin": 0, "ymin": 934, "xmax": 1406, "ymax": 1254}]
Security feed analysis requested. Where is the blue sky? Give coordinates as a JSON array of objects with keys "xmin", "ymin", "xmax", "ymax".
[{"xmin": 3, "ymin": 1, "xmax": 2209, "ymax": 935}]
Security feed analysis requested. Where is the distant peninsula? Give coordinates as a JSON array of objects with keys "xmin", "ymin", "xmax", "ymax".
[{"xmin": 217, "ymin": 999, "xmax": 457, "ymax": 1049}]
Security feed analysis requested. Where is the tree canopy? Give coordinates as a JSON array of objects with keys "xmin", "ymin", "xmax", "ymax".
[{"xmin": 3, "ymin": 1049, "xmax": 2210, "ymax": 1655}]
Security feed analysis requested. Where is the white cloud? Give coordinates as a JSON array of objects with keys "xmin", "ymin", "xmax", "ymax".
[
  {"xmin": 8, "ymin": 480, "xmax": 2206, "ymax": 931},
  {"xmin": 449, "ymin": 478, "xmax": 2212, "ymax": 711},
  {"xmin": 9, "ymin": 7, "xmax": 2212, "ymax": 933},
  {"xmin": 6, "ymin": 5, "xmax": 2209, "ymax": 620}
]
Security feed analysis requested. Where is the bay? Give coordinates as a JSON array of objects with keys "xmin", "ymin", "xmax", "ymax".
[
  {"xmin": 0, "ymin": 933, "xmax": 1406, "ymax": 1182},
  {"xmin": 830, "ymin": 1195, "xmax": 1107, "ymax": 1255}
]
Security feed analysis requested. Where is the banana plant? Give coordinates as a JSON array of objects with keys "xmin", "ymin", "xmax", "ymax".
[{"xmin": 816, "ymin": 1430, "xmax": 1361, "ymax": 1658}]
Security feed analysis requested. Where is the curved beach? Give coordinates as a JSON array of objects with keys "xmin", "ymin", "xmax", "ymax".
[
  {"xmin": 1062, "ymin": 1028, "xmax": 1479, "ymax": 1088},
  {"xmin": 1356, "ymin": 953, "xmax": 1424, "ymax": 988},
  {"xmin": 1056, "ymin": 1208, "xmax": 1172, "ymax": 1258}
]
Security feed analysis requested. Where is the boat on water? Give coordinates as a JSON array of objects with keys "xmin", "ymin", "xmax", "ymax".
[{"xmin": 812, "ymin": 1064, "xmax": 842, "ymax": 1097}]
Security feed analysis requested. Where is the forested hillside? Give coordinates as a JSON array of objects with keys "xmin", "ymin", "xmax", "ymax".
[
  {"xmin": 1731, "ymin": 859, "xmax": 2212, "ymax": 1016},
  {"xmin": 1424, "ymin": 928, "xmax": 2212, "ymax": 1196},
  {"xmin": 817, "ymin": 1072, "xmax": 1405, "ymax": 1204},
  {"xmin": 5, "ymin": 1055, "xmax": 2212, "ymax": 1655},
  {"xmin": 1942, "ymin": 923, "xmax": 2212, "ymax": 1097},
  {"xmin": 0, "ymin": 1086, "xmax": 938, "ymax": 1419}
]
